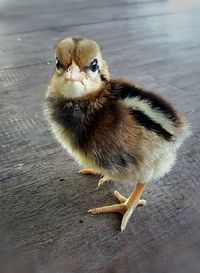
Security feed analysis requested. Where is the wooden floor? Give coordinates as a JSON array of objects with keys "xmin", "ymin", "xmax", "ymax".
[{"xmin": 0, "ymin": 0, "xmax": 200, "ymax": 272}]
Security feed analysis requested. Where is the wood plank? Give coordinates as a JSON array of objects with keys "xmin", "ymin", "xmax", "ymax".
[{"xmin": 0, "ymin": 1, "xmax": 200, "ymax": 273}]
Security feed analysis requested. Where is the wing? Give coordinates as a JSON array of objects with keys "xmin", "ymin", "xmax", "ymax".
[{"xmin": 111, "ymin": 79, "xmax": 184, "ymax": 141}]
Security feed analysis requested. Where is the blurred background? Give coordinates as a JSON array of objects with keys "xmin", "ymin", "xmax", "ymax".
[{"xmin": 0, "ymin": 0, "xmax": 200, "ymax": 273}]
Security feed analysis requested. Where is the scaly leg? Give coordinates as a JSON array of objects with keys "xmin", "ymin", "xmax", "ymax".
[{"xmin": 88, "ymin": 182, "xmax": 147, "ymax": 231}]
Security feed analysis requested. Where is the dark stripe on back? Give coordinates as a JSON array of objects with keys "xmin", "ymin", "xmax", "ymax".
[
  {"xmin": 114, "ymin": 82, "xmax": 178, "ymax": 123},
  {"xmin": 130, "ymin": 109, "xmax": 173, "ymax": 141}
]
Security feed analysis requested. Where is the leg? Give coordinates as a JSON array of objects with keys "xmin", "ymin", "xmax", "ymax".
[{"xmin": 88, "ymin": 182, "xmax": 147, "ymax": 231}]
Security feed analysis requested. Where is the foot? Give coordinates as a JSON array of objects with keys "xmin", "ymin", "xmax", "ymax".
[
  {"xmin": 79, "ymin": 169, "xmax": 109, "ymax": 188},
  {"xmin": 88, "ymin": 191, "xmax": 146, "ymax": 231}
]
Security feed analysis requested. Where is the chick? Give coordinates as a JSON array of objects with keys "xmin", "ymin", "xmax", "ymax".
[{"xmin": 44, "ymin": 37, "xmax": 190, "ymax": 231}]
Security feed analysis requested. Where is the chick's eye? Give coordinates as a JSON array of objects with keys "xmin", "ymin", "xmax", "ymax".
[
  {"xmin": 89, "ymin": 59, "xmax": 99, "ymax": 72},
  {"xmin": 56, "ymin": 57, "xmax": 64, "ymax": 70}
]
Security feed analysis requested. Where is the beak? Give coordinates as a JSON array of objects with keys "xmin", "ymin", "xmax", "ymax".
[{"xmin": 65, "ymin": 62, "xmax": 84, "ymax": 82}]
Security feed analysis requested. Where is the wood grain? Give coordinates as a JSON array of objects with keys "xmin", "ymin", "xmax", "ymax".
[{"xmin": 0, "ymin": 1, "xmax": 200, "ymax": 273}]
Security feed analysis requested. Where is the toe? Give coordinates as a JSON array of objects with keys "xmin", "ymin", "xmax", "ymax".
[
  {"xmin": 98, "ymin": 177, "xmax": 108, "ymax": 187},
  {"xmin": 79, "ymin": 169, "xmax": 97, "ymax": 175},
  {"xmin": 114, "ymin": 191, "xmax": 127, "ymax": 203},
  {"xmin": 121, "ymin": 206, "xmax": 136, "ymax": 231},
  {"xmin": 88, "ymin": 204, "xmax": 126, "ymax": 214},
  {"xmin": 138, "ymin": 199, "xmax": 147, "ymax": 206}
]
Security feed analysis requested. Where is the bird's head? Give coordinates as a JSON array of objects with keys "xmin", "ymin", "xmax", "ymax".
[{"xmin": 50, "ymin": 37, "xmax": 110, "ymax": 99}]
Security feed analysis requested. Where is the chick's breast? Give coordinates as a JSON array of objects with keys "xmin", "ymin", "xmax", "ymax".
[{"xmin": 82, "ymin": 101, "xmax": 142, "ymax": 175}]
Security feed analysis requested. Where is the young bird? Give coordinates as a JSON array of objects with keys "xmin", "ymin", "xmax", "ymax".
[{"xmin": 44, "ymin": 37, "xmax": 190, "ymax": 231}]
